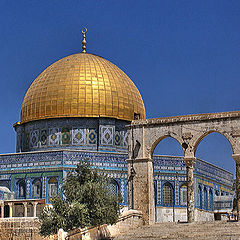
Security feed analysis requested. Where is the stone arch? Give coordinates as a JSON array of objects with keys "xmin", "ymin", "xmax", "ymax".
[
  {"xmin": 150, "ymin": 135, "xmax": 184, "ymax": 159},
  {"xmin": 193, "ymin": 130, "xmax": 234, "ymax": 155}
]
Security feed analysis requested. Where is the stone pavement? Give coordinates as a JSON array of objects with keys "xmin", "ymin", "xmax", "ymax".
[{"xmin": 113, "ymin": 221, "xmax": 240, "ymax": 240}]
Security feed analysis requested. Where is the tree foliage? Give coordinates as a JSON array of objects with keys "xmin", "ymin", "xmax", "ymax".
[{"xmin": 39, "ymin": 162, "xmax": 121, "ymax": 236}]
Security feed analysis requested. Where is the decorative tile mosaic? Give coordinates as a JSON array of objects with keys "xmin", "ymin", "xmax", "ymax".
[
  {"xmin": 42, "ymin": 176, "xmax": 46, "ymax": 197},
  {"xmin": 121, "ymin": 179, "xmax": 125, "ymax": 202},
  {"xmin": 40, "ymin": 129, "xmax": 47, "ymax": 146},
  {"xmin": 72, "ymin": 128, "xmax": 86, "ymax": 145},
  {"xmin": 100, "ymin": 126, "xmax": 114, "ymax": 145},
  {"xmin": 114, "ymin": 131, "xmax": 121, "ymax": 146},
  {"xmin": 25, "ymin": 132, "xmax": 29, "ymax": 150},
  {"xmin": 61, "ymin": 127, "xmax": 70, "ymax": 145},
  {"xmin": 30, "ymin": 130, "xmax": 39, "ymax": 148},
  {"xmin": 87, "ymin": 128, "xmax": 97, "ymax": 144},
  {"xmin": 49, "ymin": 128, "xmax": 60, "ymax": 146},
  {"xmin": 26, "ymin": 179, "xmax": 30, "ymax": 198}
]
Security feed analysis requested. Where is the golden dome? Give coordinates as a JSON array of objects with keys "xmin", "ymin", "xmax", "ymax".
[{"xmin": 21, "ymin": 53, "xmax": 145, "ymax": 123}]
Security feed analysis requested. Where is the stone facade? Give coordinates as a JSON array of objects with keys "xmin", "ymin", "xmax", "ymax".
[{"xmin": 0, "ymin": 217, "xmax": 57, "ymax": 240}]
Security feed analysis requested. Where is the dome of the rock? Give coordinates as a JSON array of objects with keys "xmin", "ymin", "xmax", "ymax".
[{"xmin": 20, "ymin": 53, "xmax": 145, "ymax": 124}]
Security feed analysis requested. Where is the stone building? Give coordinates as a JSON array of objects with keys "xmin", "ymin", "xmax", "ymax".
[{"xmin": 0, "ymin": 31, "xmax": 234, "ymax": 222}]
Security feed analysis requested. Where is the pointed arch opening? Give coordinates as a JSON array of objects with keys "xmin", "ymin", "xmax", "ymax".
[
  {"xmin": 32, "ymin": 178, "xmax": 42, "ymax": 199},
  {"xmin": 152, "ymin": 136, "xmax": 184, "ymax": 158},
  {"xmin": 194, "ymin": 132, "xmax": 234, "ymax": 174},
  {"xmin": 17, "ymin": 179, "xmax": 26, "ymax": 199}
]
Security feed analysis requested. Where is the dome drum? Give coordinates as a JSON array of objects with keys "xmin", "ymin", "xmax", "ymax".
[{"xmin": 15, "ymin": 117, "xmax": 129, "ymax": 153}]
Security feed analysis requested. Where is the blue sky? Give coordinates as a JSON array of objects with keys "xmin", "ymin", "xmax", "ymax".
[{"xmin": 1, "ymin": 0, "xmax": 240, "ymax": 173}]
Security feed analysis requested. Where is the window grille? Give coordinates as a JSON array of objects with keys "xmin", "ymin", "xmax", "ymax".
[{"xmin": 162, "ymin": 183, "xmax": 173, "ymax": 206}]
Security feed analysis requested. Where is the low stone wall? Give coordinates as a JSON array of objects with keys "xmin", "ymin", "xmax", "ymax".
[
  {"xmin": 0, "ymin": 217, "xmax": 56, "ymax": 240},
  {"xmin": 194, "ymin": 209, "xmax": 214, "ymax": 221},
  {"xmin": 156, "ymin": 207, "xmax": 187, "ymax": 222},
  {"xmin": 156, "ymin": 207, "xmax": 215, "ymax": 222},
  {"xmin": 66, "ymin": 210, "xmax": 143, "ymax": 240}
]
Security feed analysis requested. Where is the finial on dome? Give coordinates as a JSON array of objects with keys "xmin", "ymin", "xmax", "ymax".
[{"xmin": 81, "ymin": 27, "xmax": 87, "ymax": 53}]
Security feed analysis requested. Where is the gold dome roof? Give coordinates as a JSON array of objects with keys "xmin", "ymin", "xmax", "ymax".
[{"xmin": 21, "ymin": 53, "xmax": 145, "ymax": 123}]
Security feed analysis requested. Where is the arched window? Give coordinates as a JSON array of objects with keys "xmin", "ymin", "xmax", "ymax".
[
  {"xmin": 32, "ymin": 179, "xmax": 42, "ymax": 198},
  {"xmin": 108, "ymin": 180, "xmax": 119, "ymax": 197},
  {"xmin": 162, "ymin": 182, "xmax": 173, "ymax": 206},
  {"xmin": 17, "ymin": 179, "xmax": 26, "ymax": 199},
  {"xmin": 198, "ymin": 185, "xmax": 203, "ymax": 209},
  {"xmin": 180, "ymin": 183, "xmax": 187, "ymax": 206},
  {"xmin": 204, "ymin": 187, "xmax": 208, "ymax": 210},
  {"xmin": 48, "ymin": 177, "xmax": 58, "ymax": 200},
  {"xmin": 209, "ymin": 189, "xmax": 213, "ymax": 211}
]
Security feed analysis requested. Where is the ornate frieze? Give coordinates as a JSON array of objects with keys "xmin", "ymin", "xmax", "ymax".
[{"xmin": 16, "ymin": 118, "xmax": 129, "ymax": 153}]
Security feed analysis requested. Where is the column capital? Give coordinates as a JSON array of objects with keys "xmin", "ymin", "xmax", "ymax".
[
  {"xmin": 233, "ymin": 154, "xmax": 240, "ymax": 163},
  {"xmin": 32, "ymin": 202, "xmax": 38, "ymax": 206},
  {"xmin": 184, "ymin": 157, "xmax": 196, "ymax": 167},
  {"xmin": 7, "ymin": 202, "xmax": 13, "ymax": 207},
  {"xmin": 23, "ymin": 202, "xmax": 28, "ymax": 206}
]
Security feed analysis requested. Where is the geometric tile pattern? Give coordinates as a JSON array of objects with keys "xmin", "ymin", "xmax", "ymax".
[
  {"xmin": 40, "ymin": 129, "xmax": 47, "ymax": 146},
  {"xmin": 0, "ymin": 149, "xmax": 234, "ymax": 209},
  {"xmin": 61, "ymin": 127, "xmax": 70, "ymax": 145},
  {"xmin": 121, "ymin": 179, "xmax": 125, "ymax": 202},
  {"xmin": 100, "ymin": 126, "xmax": 114, "ymax": 145},
  {"xmin": 30, "ymin": 130, "xmax": 39, "ymax": 148},
  {"xmin": 49, "ymin": 128, "xmax": 60, "ymax": 146},
  {"xmin": 25, "ymin": 132, "xmax": 29, "ymax": 150},
  {"xmin": 87, "ymin": 128, "xmax": 97, "ymax": 145},
  {"xmin": 72, "ymin": 128, "xmax": 86, "ymax": 145},
  {"xmin": 42, "ymin": 176, "xmax": 46, "ymax": 197},
  {"xmin": 26, "ymin": 179, "xmax": 30, "ymax": 198},
  {"xmin": 114, "ymin": 131, "xmax": 121, "ymax": 146}
]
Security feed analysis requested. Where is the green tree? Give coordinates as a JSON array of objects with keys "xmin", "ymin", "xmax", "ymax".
[{"xmin": 39, "ymin": 162, "xmax": 121, "ymax": 236}]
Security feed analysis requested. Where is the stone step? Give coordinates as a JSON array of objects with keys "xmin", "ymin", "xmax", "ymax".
[{"xmin": 114, "ymin": 221, "xmax": 240, "ymax": 240}]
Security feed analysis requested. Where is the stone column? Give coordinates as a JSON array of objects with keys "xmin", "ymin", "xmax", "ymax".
[
  {"xmin": 127, "ymin": 158, "xmax": 155, "ymax": 225},
  {"xmin": 184, "ymin": 158, "xmax": 196, "ymax": 223},
  {"xmin": 0, "ymin": 202, "xmax": 4, "ymax": 218},
  {"xmin": 32, "ymin": 202, "xmax": 38, "ymax": 217},
  {"xmin": 23, "ymin": 202, "xmax": 28, "ymax": 217},
  {"xmin": 8, "ymin": 203, "xmax": 13, "ymax": 218},
  {"xmin": 233, "ymin": 154, "xmax": 240, "ymax": 221}
]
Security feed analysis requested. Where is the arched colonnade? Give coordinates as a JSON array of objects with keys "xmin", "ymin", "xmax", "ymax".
[{"xmin": 127, "ymin": 111, "xmax": 240, "ymax": 224}]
